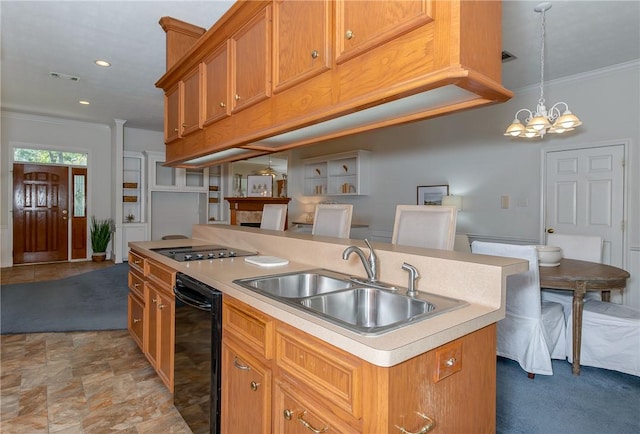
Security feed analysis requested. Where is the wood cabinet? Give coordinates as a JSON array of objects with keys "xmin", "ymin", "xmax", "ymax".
[
  {"xmin": 164, "ymin": 83, "xmax": 180, "ymax": 143},
  {"xmin": 157, "ymin": 0, "xmax": 510, "ymax": 167},
  {"xmin": 303, "ymin": 150, "xmax": 370, "ymax": 196},
  {"xmin": 273, "ymin": 0, "xmax": 331, "ymax": 92},
  {"xmin": 181, "ymin": 64, "xmax": 203, "ymax": 136},
  {"xmin": 203, "ymin": 43, "xmax": 230, "ymax": 125},
  {"xmin": 221, "ymin": 295, "xmax": 497, "ymax": 433},
  {"xmin": 230, "ymin": 5, "xmax": 272, "ymax": 113},
  {"xmin": 127, "ymin": 249, "xmax": 176, "ymax": 392},
  {"xmin": 335, "ymin": 0, "xmax": 432, "ymax": 64}
]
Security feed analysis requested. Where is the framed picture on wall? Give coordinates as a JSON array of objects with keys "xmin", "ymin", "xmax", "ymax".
[
  {"xmin": 417, "ymin": 185, "xmax": 449, "ymax": 205},
  {"xmin": 247, "ymin": 175, "xmax": 273, "ymax": 197}
]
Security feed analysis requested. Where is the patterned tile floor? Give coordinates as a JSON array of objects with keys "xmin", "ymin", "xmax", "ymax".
[{"xmin": 0, "ymin": 262, "xmax": 192, "ymax": 433}]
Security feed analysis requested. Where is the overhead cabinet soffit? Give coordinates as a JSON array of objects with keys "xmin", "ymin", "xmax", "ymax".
[{"xmin": 156, "ymin": 0, "xmax": 513, "ymax": 168}]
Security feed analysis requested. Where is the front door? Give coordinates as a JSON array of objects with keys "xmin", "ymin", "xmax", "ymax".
[
  {"xmin": 544, "ymin": 144, "xmax": 625, "ymax": 265},
  {"xmin": 13, "ymin": 163, "xmax": 69, "ymax": 264}
]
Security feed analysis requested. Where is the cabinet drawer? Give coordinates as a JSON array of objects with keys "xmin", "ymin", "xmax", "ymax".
[
  {"xmin": 274, "ymin": 380, "xmax": 360, "ymax": 434},
  {"xmin": 145, "ymin": 259, "xmax": 176, "ymax": 293},
  {"xmin": 128, "ymin": 250, "xmax": 146, "ymax": 275},
  {"xmin": 275, "ymin": 324, "xmax": 363, "ymax": 419},
  {"xmin": 128, "ymin": 292, "xmax": 145, "ymax": 350},
  {"xmin": 128, "ymin": 272, "xmax": 145, "ymax": 299},
  {"xmin": 223, "ymin": 296, "xmax": 274, "ymax": 360}
]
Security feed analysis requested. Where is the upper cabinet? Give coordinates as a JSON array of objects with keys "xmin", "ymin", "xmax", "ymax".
[
  {"xmin": 230, "ymin": 5, "xmax": 272, "ymax": 113},
  {"xmin": 335, "ymin": 0, "xmax": 432, "ymax": 64},
  {"xmin": 273, "ymin": 0, "xmax": 331, "ymax": 92},
  {"xmin": 156, "ymin": 0, "xmax": 511, "ymax": 167},
  {"xmin": 180, "ymin": 64, "xmax": 202, "ymax": 136}
]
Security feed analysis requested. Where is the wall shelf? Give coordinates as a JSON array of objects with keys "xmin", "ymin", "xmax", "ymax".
[{"xmin": 303, "ymin": 150, "xmax": 370, "ymax": 196}]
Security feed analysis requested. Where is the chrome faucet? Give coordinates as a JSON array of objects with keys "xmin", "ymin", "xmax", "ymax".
[
  {"xmin": 402, "ymin": 263, "xmax": 420, "ymax": 296},
  {"xmin": 342, "ymin": 239, "xmax": 379, "ymax": 283}
]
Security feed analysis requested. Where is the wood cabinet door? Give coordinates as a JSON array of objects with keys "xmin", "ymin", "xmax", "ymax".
[
  {"xmin": 145, "ymin": 285, "xmax": 159, "ymax": 368},
  {"xmin": 203, "ymin": 42, "xmax": 230, "ymax": 125},
  {"xmin": 274, "ymin": 381, "xmax": 360, "ymax": 434},
  {"xmin": 156, "ymin": 289, "xmax": 175, "ymax": 391},
  {"xmin": 180, "ymin": 64, "xmax": 202, "ymax": 136},
  {"xmin": 273, "ymin": 0, "xmax": 331, "ymax": 92},
  {"xmin": 221, "ymin": 340, "xmax": 271, "ymax": 434},
  {"xmin": 230, "ymin": 5, "xmax": 272, "ymax": 113},
  {"xmin": 335, "ymin": 0, "xmax": 432, "ymax": 64},
  {"xmin": 164, "ymin": 83, "xmax": 180, "ymax": 143},
  {"xmin": 128, "ymin": 292, "xmax": 145, "ymax": 349}
]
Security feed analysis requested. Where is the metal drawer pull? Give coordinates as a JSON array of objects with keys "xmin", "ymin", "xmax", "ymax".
[
  {"xmin": 283, "ymin": 409, "xmax": 293, "ymax": 420},
  {"xmin": 311, "ymin": 49, "xmax": 319, "ymax": 59},
  {"xmin": 250, "ymin": 381, "xmax": 260, "ymax": 391},
  {"xmin": 133, "ymin": 318, "xmax": 141, "ymax": 323},
  {"xmin": 219, "ymin": 102, "xmax": 226, "ymax": 107},
  {"xmin": 445, "ymin": 357, "xmax": 457, "ymax": 367},
  {"xmin": 395, "ymin": 412, "xmax": 435, "ymax": 434},
  {"xmin": 345, "ymin": 30, "xmax": 354, "ymax": 40},
  {"xmin": 158, "ymin": 303, "xmax": 166, "ymax": 310},
  {"xmin": 233, "ymin": 356, "xmax": 251, "ymax": 371},
  {"xmin": 297, "ymin": 410, "xmax": 328, "ymax": 433}
]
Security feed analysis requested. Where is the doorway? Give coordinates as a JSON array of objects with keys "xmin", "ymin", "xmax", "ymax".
[
  {"xmin": 12, "ymin": 163, "xmax": 88, "ymax": 264},
  {"xmin": 543, "ymin": 143, "xmax": 625, "ymax": 266}
]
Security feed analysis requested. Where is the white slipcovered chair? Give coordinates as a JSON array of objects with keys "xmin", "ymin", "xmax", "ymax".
[
  {"xmin": 471, "ymin": 241, "xmax": 567, "ymax": 376},
  {"xmin": 453, "ymin": 234, "xmax": 471, "ymax": 253},
  {"xmin": 542, "ymin": 233, "xmax": 605, "ymax": 321},
  {"xmin": 391, "ymin": 205, "xmax": 457, "ymax": 250},
  {"xmin": 567, "ymin": 300, "xmax": 640, "ymax": 376},
  {"xmin": 260, "ymin": 204, "xmax": 287, "ymax": 231},
  {"xmin": 312, "ymin": 204, "xmax": 353, "ymax": 238}
]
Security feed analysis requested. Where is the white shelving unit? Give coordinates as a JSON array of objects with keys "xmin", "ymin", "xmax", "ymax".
[
  {"xmin": 303, "ymin": 150, "xmax": 370, "ymax": 196},
  {"xmin": 207, "ymin": 164, "xmax": 228, "ymax": 223},
  {"xmin": 121, "ymin": 151, "xmax": 148, "ymax": 260}
]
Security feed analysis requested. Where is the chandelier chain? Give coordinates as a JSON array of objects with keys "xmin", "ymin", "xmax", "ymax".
[{"xmin": 538, "ymin": 7, "xmax": 546, "ymax": 108}]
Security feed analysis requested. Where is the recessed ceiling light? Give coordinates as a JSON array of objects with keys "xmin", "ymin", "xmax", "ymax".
[
  {"xmin": 79, "ymin": 100, "xmax": 90, "ymax": 105},
  {"xmin": 95, "ymin": 60, "xmax": 111, "ymax": 67}
]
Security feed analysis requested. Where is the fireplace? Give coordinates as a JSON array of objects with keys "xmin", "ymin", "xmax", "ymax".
[{"xmin": 225, "ymin": 197, "xmax": 291, "ymax": 229}]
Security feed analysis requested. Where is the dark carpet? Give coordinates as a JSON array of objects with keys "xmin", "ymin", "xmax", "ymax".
[
  {"xmin": 497, "ymin": 356, "xmax": 640, "ymax": 434},
  {"xmin": 1, "ymin": 263, "xmax": 129, "ymax": 334}
]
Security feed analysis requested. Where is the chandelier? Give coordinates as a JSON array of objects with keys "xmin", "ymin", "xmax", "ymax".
[{"xmin": 504, "ymin": 2, "xmax": 582, "ymax": 139}]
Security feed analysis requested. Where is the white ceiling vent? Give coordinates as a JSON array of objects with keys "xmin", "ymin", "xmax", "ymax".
[{"xmin": 49, "ymin": 71, "xmax": 80, "ymax": 82}]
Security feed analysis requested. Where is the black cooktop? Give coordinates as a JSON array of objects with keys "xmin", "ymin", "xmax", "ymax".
[{"xmin": 151, "ymin": 244, "xmax": 256, "ymax": 262}]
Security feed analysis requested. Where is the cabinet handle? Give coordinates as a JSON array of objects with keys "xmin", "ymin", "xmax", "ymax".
[
  {"xmin": 233, "ymin": 356, "xmax": 251, "ymax": 371},
  {"xmin": 134, "ymin": 283, "xmax": 140, "ymax": 288},
  {"xmin": 311, "ymin": 49, "xmax": 319, "ymax": 59},
  {"xmin": 234, "ymin": 94, "xmax": 240, "ymax": 101},
  {"xmin": 345, "ymin": 30, "xmax": 354, "ymax": 40},
  {"xmin": 133, "ymin": 318, "xmax": 141, "ymax": 323},
  {"xmin": 297, "ymin": 410, "xmax": 328, "ymax": 433},
  {"xmin": 158, "ymin": 303, "xmax": 166, "ymax": 310},
  {"xmin": 151, "ymin": 298, "xmax": 157, "ymax": 304},
  {"xmin": 182, "ymin": 123, "xmax": 187, "ymax": 128},
  {"xmin": 174, "ymin": 128, "xmax": 179, "ymax": 132},
  {"xmin": 219, "ymin": 102, "xmax": 226, "ymax": 108},
  {"xmin": 250, "ymin": 381, "xmax": 260, "ymax": 391},
  {"xmin": 445, "ymin": 357, "xmax": 457, "ymax": 367},
  {"xmin": 395, "ymin": 412, "xmax": 436, "ymax": 434},
  {"xmin": 283, "ymin": 409, "xmax": 293, "ymax": 420},
  {"xmin": 134, "ymin": 260, "xmax": 141, "ymax": 265}
]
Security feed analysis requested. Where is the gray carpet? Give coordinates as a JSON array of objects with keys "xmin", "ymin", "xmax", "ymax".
[
  {"xmin": 497, "ymin": 356, "xmax": 640, "ymax": 434},
  {"xmin": 1, "ymin": 263, "xmax": 129, "ymax": 334}
]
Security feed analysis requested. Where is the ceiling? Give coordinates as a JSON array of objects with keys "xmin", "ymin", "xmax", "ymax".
[{"xmin": 1, "ymin": 1, "xmax": 639, "ymax": 133}]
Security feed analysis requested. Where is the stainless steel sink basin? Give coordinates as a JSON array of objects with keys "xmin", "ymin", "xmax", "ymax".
[
  {"xmin": 299, "ymin": 287, "xmax": 465, "ymax": 335},
  {"xmin": 233, "ymin": 269, "xmax": 353, "ymax": 298},
  {"xmin": 233, "ymin": 269, "xmax": 467, "ymax": 335}
]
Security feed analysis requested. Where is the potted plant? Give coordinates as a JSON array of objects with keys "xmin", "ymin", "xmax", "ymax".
[{"xmin": 90, "ymin": 216, "xmax": 114, "ymax": 261}]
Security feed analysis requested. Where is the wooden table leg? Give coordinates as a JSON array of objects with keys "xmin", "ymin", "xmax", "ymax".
[{"xmin": 571, "ymin": 281, "xmax": 587, "ymax": 375}]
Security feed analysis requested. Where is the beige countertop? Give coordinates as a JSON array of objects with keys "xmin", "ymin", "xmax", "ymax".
[{"xmin": 130, "ymin": 224, "xmax": 527, "ymax": 367}]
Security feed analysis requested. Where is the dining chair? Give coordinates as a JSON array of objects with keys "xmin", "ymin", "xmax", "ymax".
[
  {"xmin": 566, "ymin": 300, "xmax": 640, "ymax": 376},
  {"xmin": 542, "ymin": 233, "xmax": 605, "ymax": 320},
  {"xmin": 391, "ymin": 205, "xmax": 457, "ymax": 250},
  {"xmin": 260, "ymin": 204, "xmax": 287, "ymax": 231},
  {"xmin": 312, "ymin": 204, "xmax": 353, "ymax": 238},
  {"xmin": 471, "ymin": 241, "xmax": 567, "ymax": 377}
]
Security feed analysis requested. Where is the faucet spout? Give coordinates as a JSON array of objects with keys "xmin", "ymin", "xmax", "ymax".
[{"xmin": 342, "ymin": 238, "xmax": 378, "ymax": 282}]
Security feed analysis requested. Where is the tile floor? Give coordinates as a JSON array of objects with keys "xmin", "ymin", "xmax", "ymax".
[{"xmin": 0, "ymin": 261, "xmax": 192, "ymax": 433}]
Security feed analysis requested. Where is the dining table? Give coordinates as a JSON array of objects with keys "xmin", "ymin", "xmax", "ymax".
[{"xmin": 539, "ymin": 258, "xmax": 630, "ymax": 375}]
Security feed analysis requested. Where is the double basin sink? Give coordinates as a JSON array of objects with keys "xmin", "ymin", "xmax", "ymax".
[{"xmin": 233, "ymin": 269, "xmax": 467, "ymax": 335}]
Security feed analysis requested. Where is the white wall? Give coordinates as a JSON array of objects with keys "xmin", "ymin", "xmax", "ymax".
[{"xmin": 286, "ymin": 62, "xmax": 640, "ymax": 308}]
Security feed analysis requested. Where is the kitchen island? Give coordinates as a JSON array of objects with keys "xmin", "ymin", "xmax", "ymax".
[{"xmin": 129, "ymin": 224, "xmax": 526, "ymax": 433}]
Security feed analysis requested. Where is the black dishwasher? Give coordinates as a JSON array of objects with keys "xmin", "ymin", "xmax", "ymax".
[{"xmin": 173, "ymin": 273, "xmax": 222, "ymax": 434}]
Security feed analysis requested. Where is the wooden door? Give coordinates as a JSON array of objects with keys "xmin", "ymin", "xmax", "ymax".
[
  {"xmin": 273, "ymin": 0, "xmax": 331, "ymax": 92},
  {"xmin": 203, "ymin": 42, "xmax": 230, "ymax": 125},
  {"xmin": 180, "ymin": 64, "xmax": 202, "ymax": 136},
  {"xmin": 13, "ymin": 163, "xmax": 69, "ymax": 264},
  {"xmin": 544, "ymin": 144, "xmax": 625, "ymax": 265},
  {"xmin": 230, "ymin": 5, "xmax": 272, "ymax": 113},
  {"xmin": 164, "ymin": 83, "xmax": 180, "ymax": 143}
]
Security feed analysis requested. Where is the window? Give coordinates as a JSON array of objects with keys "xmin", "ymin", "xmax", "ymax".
[{"xmin": 13, "ymin": 148, "xmax": 87, "ymax": 166}]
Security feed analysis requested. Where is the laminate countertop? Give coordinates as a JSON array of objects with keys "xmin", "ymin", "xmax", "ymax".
[{"xmin": 130, "ymin": 224, "xmax": 526, "ymax": 367}]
